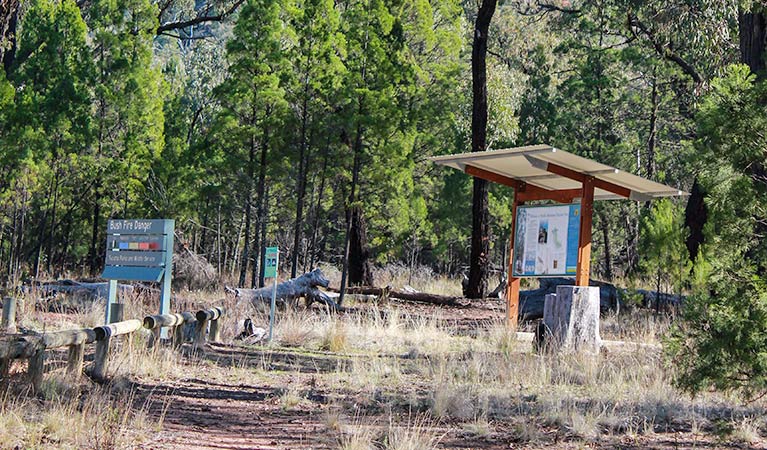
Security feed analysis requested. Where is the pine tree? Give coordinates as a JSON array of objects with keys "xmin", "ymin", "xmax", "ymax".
[{"xmin": 214, "ymin": 0, "xmax": 288, "ymax": 286}]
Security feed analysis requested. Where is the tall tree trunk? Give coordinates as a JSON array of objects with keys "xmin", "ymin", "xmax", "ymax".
[
  {"xmin": 89, "ymin": 197, "xmax": 101, "ymax": 275},
  {"xmin": 231, "ymin": 210, "xmax": 245, "ymax": 278},
  {"xmin": 291, "ymin": 81, "xmax": 311, "ymax": 278},
  {"xmin": 684, "ymin": 178, "xmax": 707, "ymax": 263},
  {"xmin": 44, "ymin": 165, "xmax": 61, "ymax": 274},
  {"xmin": 308, "ymin": 137, "xmax": 330, "ymax": 271},
  {"xmin": 238, "ymin": 130, "xmax": 257, "ymax": 288},
  {"xmin": 348, "ymin": 205, "xmax": 373, "ymax": 286},
  {"xmin": 199, "ymin": 197, "xmax": 210, "ymax": 254},
  {"xmin": 252, "ymin": 122, "xmax": 270, "ymax": 288},
  {"xmin": 684, "ymin": 7, "xmax": 766, "ymax": 265},
  {"xmin": 599, "ymin": 210, "xmax": 612, "ymax": 281},
  {"xmin": 13, "ymin": 185, "xmax": 26, "ymax": 284},
  {"xmin": 647, "ymin": 70, "xmax": 658, "ymax": 180},
  {"xmin": 258, "ymin": 185, "xmax": 269, "ymax": 288},
  {"xmin": 89, "ymin": 55, "xmax": 107, "ymax": 275},
  {"xmin": 6, "ymin": 197, "xmax": 17, "ymax": 283},
  {"xmin": 216, "ymin": 199, "xmax": 222, "ymax": 274},
  {"xmin": 339, "ymin": 118, "xmax": 365, "ymax": 305},
  {"xmin": 466, "ymin": 0, "xmax": 497, "ymax": 299},
  {"xmin": 739, "ymin": 9, "xmax": 766, "ymax": 79},
  {"xmin": 0, "ymin": 0, "xmax": 19, "ymax": 74}
]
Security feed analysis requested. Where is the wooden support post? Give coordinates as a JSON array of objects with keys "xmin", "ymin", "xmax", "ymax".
[
  {"xmin": 66, "ymin": 343, "xmax": 85, "ymax": 380},
  {"xmin": 505, "ymin": 195, "xmax": 522, "ymax": 329},
  {"xmin": 209, "ymin": 319, "xmax": 221, "ymax": 343},
  {"xmin": 1, "ymin": 358, "xmax": 11, "ymax": 390},
  {"xmin": 92, "ymin": 336, "xmax": 111, "ymax": 380},
  {"xmin": 172, "ymin": 324, "xmax": 184, "ymax": 349},
  {"xmin": 149, "ymin": 328, "xmax": 160, "ymax": 349},
  {"xmin": 28, "ymin": 349, "xmax": 45, "ymax": 394},
  {"xmin": 193, "ymin": 318, "xmax": 208, "ymax": 350},
  {"xmin": 2, "ymin": 297, "xmax": 17, "ymax": 333},
  {"xmin": 576, "ymin": 176, "xmax": 595, "ymax": 286}
]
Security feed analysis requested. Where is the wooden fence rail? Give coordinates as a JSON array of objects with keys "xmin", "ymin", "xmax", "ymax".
[
  {"xmin": 143, "ymin": 312, "xmax": 196, "ymax": 348},
  {"xmin": 0, "ymin": 299, "xmax": 226, "ymax": 393}
]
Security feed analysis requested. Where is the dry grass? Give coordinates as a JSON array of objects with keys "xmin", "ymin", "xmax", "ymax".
[
  {"xmin": 0, "ymin": 378, "xmax": 161, "ymax": 449},
  {"xmin": 4, "ymin": 267, "xmax": 767, "ymax": 448}
]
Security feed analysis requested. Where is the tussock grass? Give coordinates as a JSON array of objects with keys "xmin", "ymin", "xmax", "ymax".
[
  {"xmin": 601, "ymin": 309, "xmax": 673, "ymax": 344},
  {"xmin": 7, "ymin": 269, "xmax": 767, "ymax": 448},
  {"xmin": 0, "ymin": 380, "xmax": 159, "ymax": 449}
]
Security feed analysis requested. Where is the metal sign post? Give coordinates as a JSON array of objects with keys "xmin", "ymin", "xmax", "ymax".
[
  {"xmin": 265, "ymin": 246, "xmax": 279, "ymax": 342},
  {"xmin": 102, "ymin": 219, "xmax": 174, "ymax": 338}
]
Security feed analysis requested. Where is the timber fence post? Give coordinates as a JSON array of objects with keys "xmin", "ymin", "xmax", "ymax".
[
  {"xmin": 92, "ymin": 336, "xmax": 111, "ymax": 380},
  {"xmin": 195, "ymin": 307, "xmax": 224, "ymax": 348},
  {"xmin": 193, "ymin": 317, "xmax": 208, "ymax": 349},
  {"xmin": 209, "ymin": 317, "xmax": 221, "ymax": 343},
  {"xmin": 92, "ymin": 319, "xmax": 141, "ymax": 380},
  {"xmin": 28, "ymin": 348, "xmax": 45, "ymax": 394},
  {"xmin": 2, "ymin": 297, "xmax": 17, "ymax": 333},
  {"xmin": 67, "ymin": 343, "xmax": 85, "ymax": 380}
]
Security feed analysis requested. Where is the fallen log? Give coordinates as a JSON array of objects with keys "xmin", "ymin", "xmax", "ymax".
[
  {"xmin": 519, "ymin": 278, "xmax": 620, "ymax": 320},
  {"xmin": 329, "ymin": 286, "xmax": 461, "ymax": 306},
  {"xmin": 230, "ymin": 268, "xmax": 338, "ymax": 310},
  {"xmin": 22, "ymin": 280, "xmax": 134, "ymax": 299}
]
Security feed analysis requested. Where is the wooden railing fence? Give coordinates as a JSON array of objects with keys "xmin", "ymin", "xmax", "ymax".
[{"xmin": 0, "ymin": 297, "xmax": 225, "ymax": 393}]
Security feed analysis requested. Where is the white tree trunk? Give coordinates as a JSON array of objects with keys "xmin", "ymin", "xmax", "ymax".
[{"xmin": 541, "ymin": 286, "xmax": 601, "ymax": 353}]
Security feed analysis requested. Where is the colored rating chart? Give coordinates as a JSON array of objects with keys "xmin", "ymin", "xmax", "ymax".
[
  {"xmin": 107, "ymin": 234, "xmax": 165, "ymax": 252},
  {"xmin": 114, "ymin": 241, "xmax": 161, "ymax": 250}
]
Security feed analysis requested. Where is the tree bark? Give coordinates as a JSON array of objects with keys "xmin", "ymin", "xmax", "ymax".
[
  {"xmin": 684, "ymin": 178, "xmax": 707, "ymax": 263},
  {"xmin": 339, "ymin": 116, "xmax": 364, "ymax": 305},
  {"xmin": 251, "ymin": 119, "xmax": 270, "ymax": 288},
  {"xmin": 466, "ymin": 0, "xmax": 497, "ymax": 299},
  {"xmin": 599, "ymin": 210, "xmax": 612, "ymax": 281},
  {"xmin": 647, "ymin": 70, "xmax": 658, "ymax": 180},
  {"xmin": 0, "ymin": 0, "xmax": 18, "ymax": 74},
  {"xmin": 308, "ymin": 137, "xmax": 330, "ymax": 271},
  {"xmin": 257, "ymin": 185, "xmax": 269, "ymax": 288},
  {"xmin": 291, "ymin": 78, "xmax": 312, "ymax": 278},
  {"xmin": 739, "ymin": 9, "xmax": 767, "ymax": 80},
  {"xmin": 238, "ymin": 129, "xmax": 257, "ymax": 288},
  {"xmin": 348, "ymin": 205, "xmax": 373, "ymax": 286}
]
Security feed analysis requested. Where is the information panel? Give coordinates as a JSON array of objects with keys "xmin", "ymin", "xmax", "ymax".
[
  {"xmin": 102, "ymin": 219, "xmax": 174, "ymax": 280},
  {"xmin": 512, "ymin": 204, "xmax": 581, "ymax": 277},
  {"xmin": 264, "ymin": 247, "xmax": 279, "ymax": 278},
  {"xmin": 101, "ymin": 219, "xmax": 175, "ymax": 327}
]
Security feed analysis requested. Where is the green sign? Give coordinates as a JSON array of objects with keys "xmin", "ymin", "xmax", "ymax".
[{"xmin": 264, "ymin": 246, "xmax": 279, "ymax": 278}]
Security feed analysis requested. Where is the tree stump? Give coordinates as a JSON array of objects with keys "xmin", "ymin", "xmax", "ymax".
[{"xmin": 539, "ymin": 286, "xmax": 601, "ymax": 353}]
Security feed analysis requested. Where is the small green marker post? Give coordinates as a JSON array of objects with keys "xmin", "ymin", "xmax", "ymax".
[{"xmin": 264, "ymin": 246, "xmax": 279, "ymax": 342}]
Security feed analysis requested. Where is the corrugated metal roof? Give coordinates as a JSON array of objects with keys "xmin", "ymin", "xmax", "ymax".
[{"xmin": 429, "ymin": 144, "xmax": 687, "ymax": 201}]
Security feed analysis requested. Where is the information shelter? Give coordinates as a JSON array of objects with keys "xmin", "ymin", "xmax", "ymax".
[{"xmin": 431, "ymin": 145, "xmax": 686, "ymax": 327}]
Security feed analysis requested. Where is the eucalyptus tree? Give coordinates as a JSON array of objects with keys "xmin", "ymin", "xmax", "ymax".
[{"xmin": 464, "ymin": 0, "xmax": 497, "ymax": 298}]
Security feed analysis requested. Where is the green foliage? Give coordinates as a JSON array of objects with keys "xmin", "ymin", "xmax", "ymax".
[
  {"xmin": 640, "ymin": 199, "xmax": 690, "ymax": 297},
  {"xmin": 668, "ymin": 274, "xmax": 767, "ymax": 401},
  {"xmin": 667, "ymin": 64, "xmax": 767, "ymax": 400},
  {"xmin": 0, "ymin": 0, "xmax": 751, "ymax": 315}
]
